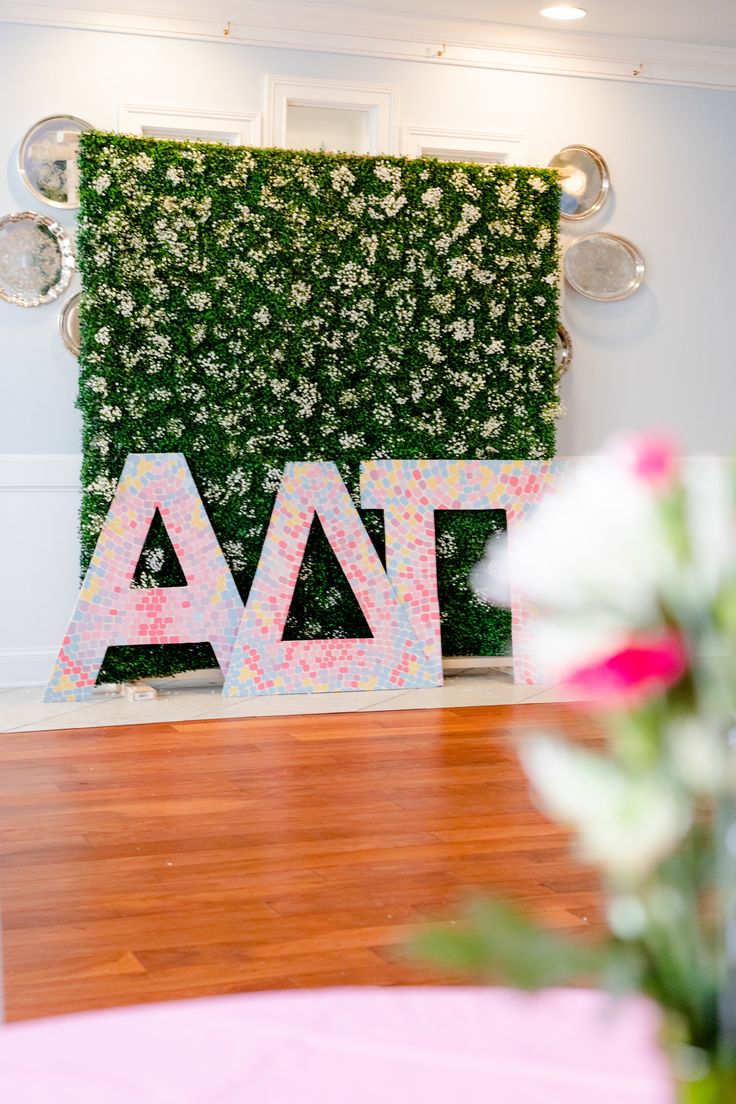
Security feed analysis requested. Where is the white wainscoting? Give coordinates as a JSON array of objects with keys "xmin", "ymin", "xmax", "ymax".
[{"xmin": 0, "ymin": 455, "xmax": 81, "ymax": 687}]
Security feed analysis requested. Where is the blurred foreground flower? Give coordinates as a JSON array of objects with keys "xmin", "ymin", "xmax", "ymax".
[
  {"xmin": 415, "ymin": 435, "xmax": 736, "ymax": 1101},
  {"xmin": 564, "ymin": 629, "xmax": 689, "ymax": 706}
]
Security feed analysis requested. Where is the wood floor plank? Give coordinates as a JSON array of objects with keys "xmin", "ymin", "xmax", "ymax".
[{"xmin": 0, "ymin": 703, "xmax": 603, "ymax": 1021}]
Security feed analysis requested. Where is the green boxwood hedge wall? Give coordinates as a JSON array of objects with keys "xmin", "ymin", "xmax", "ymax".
[{"xmin": 75, "ymin": 133, "xmax": 560, "ymax": 682}]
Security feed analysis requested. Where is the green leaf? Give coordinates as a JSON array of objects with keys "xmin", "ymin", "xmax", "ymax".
[{"xmin": 411, "ymin": 899, "xmax": 607, "ymax": 988}]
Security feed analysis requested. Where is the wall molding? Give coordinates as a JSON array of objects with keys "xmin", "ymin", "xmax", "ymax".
[
  {"xmin": 400, "ymin": 125, "xmax": 527, "ymax": 165},
  {"xmin": 119, "ymin": 103, "xmax": 261, "ymax": 145},
  {"xmin": 2, "ymin": 0, "xmax": 736, "ymax": 92},
  {"xmin": 264, "ymin": 75, "xmax": 399, "ymax": 153},
  {"xmin": 0, "ymin": 453, "xmax": 81, "ymax": 491},
  {"xmin": 0, "ymin": 454, "xmax": 81, "ymax": 688},
  {"xmin": 0, "ymin": 647, "xmax": 58, "ymax": 689}
]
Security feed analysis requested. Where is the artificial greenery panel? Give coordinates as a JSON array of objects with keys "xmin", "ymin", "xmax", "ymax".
[{"xmin": 76, "ymin": 133, "xmax": 560, "ymax": 682}]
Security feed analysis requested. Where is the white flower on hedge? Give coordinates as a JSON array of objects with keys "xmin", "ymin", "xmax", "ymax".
[
  {"xmin": 133, "ymin": 153, "xmax": 154, "ymax": 173},
  {"xmin": 380, "ymin": 192, "xmax": 407, "ymax": 216},
  {"xmin": 89, "ymin": 433, "xmax": 111, "ymax": 456},
  {"xmin": 339, "ymin": 432, "xmax": 366, "ymax": 450},
  {"xmin": 461, "ymin": 203, "xmax": 481, "ymax": 225},
  {"xmin": 149, "ymin": 333, "xmax": 170, "ymax": 354},
  {"xmin": 188, "ymin": 291, "xmax": 211, "ymax": 311},
  {"xmin": 222, "ymin": 539, "xmax": 247, "ymax": 573},
  {"xmin": 330, "ymin": 164, "xmax": 355, "ymax": 194},
  {"xmin": 521, "ymin": 736, "xmax": 692, "ymax": 886},
  {"xmin": 95, "ymin": 326, "xmax": 111, "ymax": 346},
  {"xmin": 348, "ymin": 195, "xmax": 366, "ymax": 217},
  {"xmin": 374, "ymin": 161, "xmax": 402, "ymax": 188},
  {"xmin": 291, "ymin": 281, "xmax": 312, "ymax": 307},
  {"xmin": 431, "ymin": 293, "xmax": 454, "ymax": 314},
  {"xmin": 447, "ymin": 256, "xmax": 471, "ymax": 278},
  {"xmin": 166, "ymin": 166, "xmax": 184, "ymax": 185},
  {"xmin": 450, "ymin": 168, "xmax": 480, "ymax": 198},
  {"xmin": 144, "ymin": 547, "xmax": 165, "ymax": 573},
  {"xmin": 528, "ymin": 175, "xmax": 548, "ymax": 193},
  {"xmin": 419, "ymin": 342, "xmax": 444, "ymax": 364},
  {"xmin": 114, "ymin": 291, "xmax": 134, "ymax": 318},
  {"xmin": 85, "ymin": 474, "xmax": 118, "ymax": 498},
  {"xmin": 497, "ymin": 180, "xmax": 519, "ymax": 209},
  {"xmin": 263, "ymin": 466, "xmax": 283, "ymax": 494},
  {"xmin": 99, "ymin": 404, "xmax": 121, "ymax": 423},
  {"xmin": 422, "ymin": 187, "xmax": 443, "ymax": 208},
  {"xmin": 181, "ymin": 147, "xmax": 205, "ymax": 173},
  {"xmin": 482, "ymin": 416, "xmax": 502, "ymax": 436},
  {"xmin": 293, "ymin": 380, "xmax": 319, "ymax": 418},
  {"xmin": 253, "ymin": 306, "xmax": 271, "ymax": 327},
  {"xmin": 448, "ymin": 318, "xmax": 475, "ymax": 341},
  {"xmin": 436, "ymin": 531, "xmax": 457, "ymax": 557}
]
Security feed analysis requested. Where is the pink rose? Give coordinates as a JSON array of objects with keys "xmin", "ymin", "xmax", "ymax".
[
  {"xmin": 565, "ymin": 630, "xmax": 688, "ymax": 706},
  {"xmin": 613, "ymin": 433, "xmax": 680, "ymax": 491}
]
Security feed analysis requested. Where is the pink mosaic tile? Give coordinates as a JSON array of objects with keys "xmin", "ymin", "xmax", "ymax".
[
  {"xmin": 223, "ymin": 462, "xmax": 439, "ymax": 697},
  {"xmin": 45, "ymin": 454, "xmax": 571, "ymax": 701},
  {"xmin": 360, "ymin": 460, "xmax": 571, "ymax": 684},
  {"xmin": 44, "ymin": 454, "xmax": 244, "ymax": 702}
]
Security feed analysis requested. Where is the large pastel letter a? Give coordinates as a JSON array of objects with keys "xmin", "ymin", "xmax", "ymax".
[
  {"xmin": 44, "ymin": 454, "xmax": 244, "ymax": 701},
  {"xmin": 223, "ymin": 462, "xmax": 440, "ymax": 696}
]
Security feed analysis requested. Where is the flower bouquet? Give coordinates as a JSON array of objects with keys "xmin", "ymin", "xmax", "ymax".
[{"xmin": 415, "ymin": 437, "xmax": 736, "ymax": 1101}]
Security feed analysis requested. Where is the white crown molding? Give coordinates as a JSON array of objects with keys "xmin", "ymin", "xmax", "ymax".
[{"xmin": 2, "ymin": 0, "xmax": 736, "ymax": 91}]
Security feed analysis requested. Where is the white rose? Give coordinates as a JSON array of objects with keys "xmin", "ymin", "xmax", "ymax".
[{"xmin": 520, "ymin": 735, "xmax": 692, "ymax": 886}]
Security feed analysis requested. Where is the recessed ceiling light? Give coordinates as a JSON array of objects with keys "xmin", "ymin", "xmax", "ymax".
[{"xmin": 540, "ymin": 6, "xmax": 587, "ymax": 20}]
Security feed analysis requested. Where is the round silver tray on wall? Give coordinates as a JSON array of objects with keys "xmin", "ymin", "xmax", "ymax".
[
  {"xmin": 549, "ymin": 145, "xmax": 610, "ymax": 221},
  {"xmin": 0, "ymin": 211, "xmax": 75, "ymax": 307},
  {"xmin": 59, "ymin": 290, "xmax": 82, "ymax": 355},
  {"xmin": 18, "ymin": 115, "xmax": 93, "ymax": 209},
  {"xmin": 556, "ymin": 325, "xmax": 573, "ymax": 376},
  {"xmin": 563, "ymin": 233, "xmax": 645, "ymax": 302}
]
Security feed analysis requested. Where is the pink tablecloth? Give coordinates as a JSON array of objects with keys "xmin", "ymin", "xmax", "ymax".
[{"xmin": 0, "ymin": 986, "xmax": 673, "ymax": 1102}]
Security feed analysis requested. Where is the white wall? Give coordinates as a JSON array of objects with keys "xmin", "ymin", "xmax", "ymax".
[{"xmin": 1, "ymin": 20, "xmax": 734, "ymax": 682}]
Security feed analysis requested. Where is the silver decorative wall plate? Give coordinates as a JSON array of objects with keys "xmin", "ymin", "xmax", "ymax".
[
  {"xmin": 18, "ymin": 115, "xmax": 93, "ymax": 209},
  {"xmin": 59, "ymin": 290, "xmax": 81, "ymax": 355},
  {"xmin": 0, "ymin": 211, "xmax": 75, "ymax": 307},
  {"xmin": 556, "ymin": 325, "xmax": 572, "ymax": 376},
  {"xmin": 549, "ymin": 145, "xmax": 610, "ymax": 220},
  {"xmin": 563, "ymin": 233, "xmax": 645, "ymax": 301}
]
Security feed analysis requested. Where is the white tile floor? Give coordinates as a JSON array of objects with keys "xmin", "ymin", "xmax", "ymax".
[{"xmin": 0, "ymin": 659, "xmax": 580, "ymax": 733}]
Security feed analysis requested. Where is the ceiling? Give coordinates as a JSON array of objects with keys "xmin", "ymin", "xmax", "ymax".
[{"xmin": 282, "ymin": 0, "xmax": 736, "ymax": 50}]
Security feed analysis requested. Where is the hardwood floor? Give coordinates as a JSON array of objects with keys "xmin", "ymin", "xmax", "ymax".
[{"xmin": 0, "ymin": 703, "xmax": 602, "ymax": 1022}]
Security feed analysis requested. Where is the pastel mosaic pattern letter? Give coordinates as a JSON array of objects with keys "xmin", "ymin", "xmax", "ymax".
[
  {"xmin": 45, "ymin": 454, "xmax": 244, "ymax": 702},
  {"xmin": 223, "ymin": 462, "xmax": 439, "ymax": 697},
  {"xmin": 360, "ymin": 460, "xmax": 570, "ymax": 684}
]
